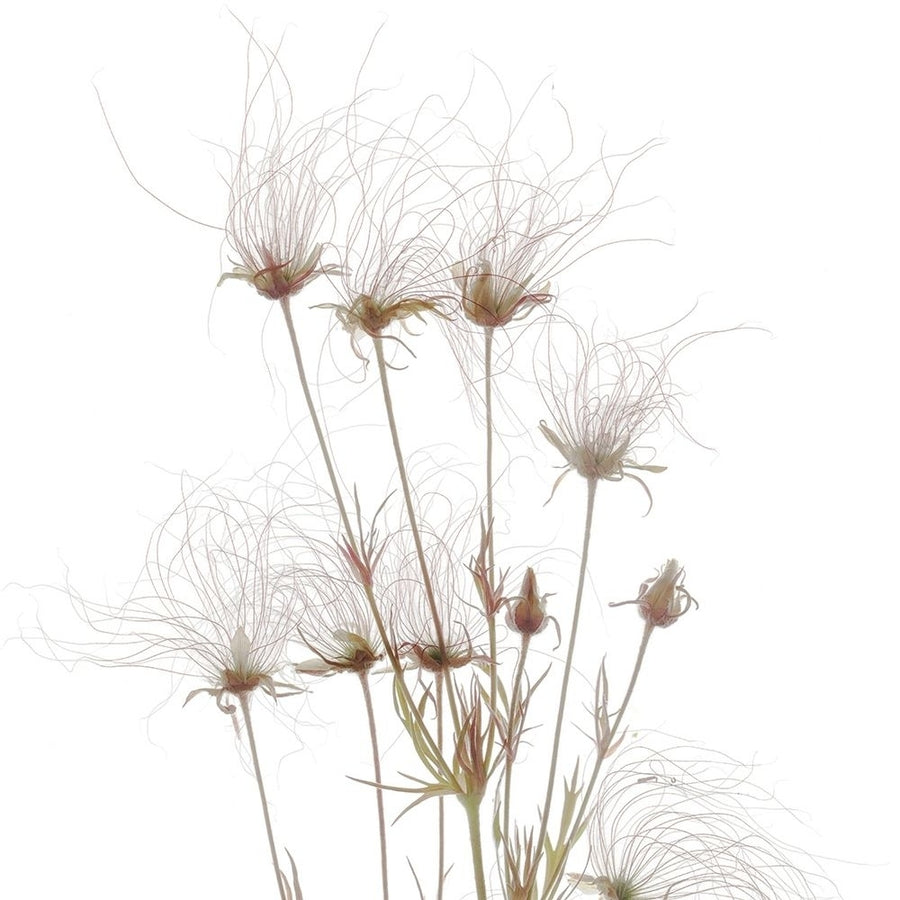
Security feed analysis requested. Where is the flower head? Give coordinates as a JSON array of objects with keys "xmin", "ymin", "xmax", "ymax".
[
  {"xmin": 293, "ymin": 568, "xmax": 384, "ymax": 677},
  {"xmin": 384, "ymin": 521, "xmax": 488, "ymax": 673},
  {"xmin": 611, "ymin": 559, "xmax": 696, "ymax": 629},
  {"xmin": 505, "ymin": 567, "xmax": 551, "ymax": 638},
  {"xmin": 539, "ymin": 327, "xmax": 694, "ymax": 504},
  {"xmin": 450, "ymin": 83, "xmax": 660, "ymax": 332},
  {"xmin": 218, "ymin": 54, "xmax": 345, "ymax": 302},
  {"xmin": 319, "ymin": 100, "xmax": 458, "ymax": 361},
  {"xmin": 569, "ymin": 743, "xmax": 828, "ymax": 899},
  {"xmin": 451, "ymin": 250, "xmax": 552, "ymax": 329},
  {"xmin": 54, "ymin": 482, "xmax": 304, "ymax": 711}
]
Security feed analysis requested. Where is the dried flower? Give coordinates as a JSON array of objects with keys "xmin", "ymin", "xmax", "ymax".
[
  {"xmin": 217, "ymin": 56, "xmax": 345, "ymax": 301},
  {"xmin": 326, "ymin": 292, "xmax": 447, "ymax": 350},
  {"xmin": 53, "ymin": 483, "xmax": 303, "ymax": 712},
  {"xmin": 293, "ymin": 570, "xmax": 384, "ymax": 676},
  {"xmin": 539, "ymin": 328, "xmax": 691, "ymax": 503},
  {"xmin": 568, "ymin": 743, "xmax": 828, "ymax": 898},
  {"xmin": 450, "ymin": 87, "xmax": 660, "ymax": 332},
  {"xmin": 386, "ymin": 523, "xmax": 488, "ymax": 673},
  {"xmin": 611, "ymin": 559, "xmax": 696, "ymax": 629},
  {"xmin": 452, "ymin": 254, "xmax": 551, "ymax": 329},
  {"xmin": 452, "ymin": 134, "xmax": 653, "ymax": 328},
  {"xmin": 318, "ymin": 101, "xmax": 459, "ymax": 360}
]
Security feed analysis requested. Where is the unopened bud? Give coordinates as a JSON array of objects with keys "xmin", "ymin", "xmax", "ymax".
[
  {"xmin": 506, "ymin": 568, "xmax": 547, "ymax": 636},
  {"xmin": 635, "ymin": 559, "xmax": 695, "ymax": 628}
]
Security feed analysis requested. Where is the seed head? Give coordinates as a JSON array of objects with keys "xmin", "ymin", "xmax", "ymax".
[
  {"xmin": 538, "ymin": 327, "xmax": 696, "ymax": 505},
  {"xmin": 569, "ymin": 742, "xmax": 829, "ymax": 898},
  {"xmin": 218, "ymin": 63, "xmax": 345, "ymax": 302},
  {"xmin": 385, "ymin": 522, "xmax": 488, "ymax": 673},
  {"xmin": 450, "ymin": 86, "xmax": 661, "ymax": 334},
  {"xmin": 293, "ymin": 567, "xmax": 384, "ymax": 677},
  {"xmin": 47, "ymin": 481, "xmax": 305, "ymax": 711},
  {"xmin": 452, "ymin": 257, "xmax": 552, "ymax": 329},
  {"xmin": 322, "ymin": 101, "xmax": 457, "ymax": 361}
]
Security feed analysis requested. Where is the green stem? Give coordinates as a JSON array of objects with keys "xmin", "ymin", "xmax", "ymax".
[
  {"xmin": 359, "ymin": 671, "xmax": 390, "ymax": 900},
  {"xmin": 238, "ymin": 692, "xmax": 288, "ymax": 900},
  {"xmin": 534, "ymin": 477, "xmax": 598, "ymax": 867},
  {"xmin": 463, "ymin": 797, "xmax": 489, "ymax": 900}
]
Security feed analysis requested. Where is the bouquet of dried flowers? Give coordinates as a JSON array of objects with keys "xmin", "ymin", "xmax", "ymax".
[{"xmin": 23, "ymin": 23, "xmax": 838, "ymax": 900}]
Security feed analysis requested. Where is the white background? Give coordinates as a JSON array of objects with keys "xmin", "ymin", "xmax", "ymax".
[{"xmin": 2, "ymin": 1, "xmax": 897, "ymax": 897}]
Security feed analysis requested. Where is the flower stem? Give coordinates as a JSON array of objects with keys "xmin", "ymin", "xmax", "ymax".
[
  {"xmin": 372, "ymin": 338, "xmax": 442, "ymax": 646},
  {"xmin": 541, "ymin": 622, "xmax": 653, "ymax": 900},
  {"xmin": 372, "ymin": 338, "xmax": 460, "ymax": 730},
  {"xmin": 436, "ymin": 671, "xmax": 446, "ymax": 900},
  {"xmin": 483, "ymin": 326, "xmax": 499, "ymax": 769},
  {"xmin": 278, "ymin": 297, "xmax": 354, "ymax": 539},
  {"xmin": 359, "ymin": 671, "xmax": 390, "ymax": 900},
  {"xmin": 578, "ymin": 622, "xmax": 653, "ymax": 822},
  {"xmin": 501, "ymin": 634, "xmax": 531, "ymax": 881},
  {"xmin": 277, "ymin": 299, "xmax": 450, "ymax": 780},
  {"xmin": 534, "ymin": 477, "xmax": 598, "ymax": 867},
  {"xmin": 238, "ymin": 692, "xmax": 288, "ymax": 900},
  {"xmin": 463, "ymin": 797, "xmax": 489, "ymax": 900},
  {"xmin": 484, "ymin": 327, "xmax": 495, "ymax": 576}
]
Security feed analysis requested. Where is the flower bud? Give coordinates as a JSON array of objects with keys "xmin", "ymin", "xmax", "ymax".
[
  {"xmin": 506, "ymin": 568, "xmax": 547, "ymax": 636},
  {"xmin": 635, "ymin": 559, "xmax": 695, "ymax": 628}
]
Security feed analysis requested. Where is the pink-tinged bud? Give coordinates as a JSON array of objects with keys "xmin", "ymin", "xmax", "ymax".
[
  {"xmin": 635, "ymin": 559, "xmax": 695, "ymax": 628},
  {"xmin": 506, "ymin": 568, "xmax": 548, "ymax": 636}
]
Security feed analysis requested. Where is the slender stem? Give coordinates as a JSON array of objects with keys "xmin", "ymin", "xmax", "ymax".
[
  {"xmin": 278, "ymin": 298, "xmax": 354, "ymax": 540},
  {"xmin": 463, "ymin": 798, "xmax": 489, "ymax": 900},
  {"xmin": 435, "ymin": 672, "xmax": 446, "ymax": 900},
  {"xmin": 540, "ymin": 622, "xmax": 654, "ymax": 900},
  {"xmin": 372, "ymin": 338, "xmax": 442, "ymax": 646},
  {"xmin": 238, "ymin": 692, "xmax": 288, "ymax": 900},
  {"xmin": 372, "ymin": 338, "xmax": 461, "ymax": 732},
  {"xmin": 359, "ymin": 671, "xmax": 390, "ymax": 900},
  {"xmin": 484, "ymin": 326, "xmax": 495, "ymax": 577},
  {"xmin": 576, "ymin": 622, "xmax": 654, "ymax": 825},
  {"xmin": 602, "ymin": 623, "xmax": 652, "ymax": 758},
  {"xmin": 483, "ymin": 326, "xmax": 499, "ymax": 769},
  {"xmin": 276, "ymin": 301, "xmax": 449, "ymax": 776},
  {"xmin": 502, "ymin": 635, "xmax": 531, "ymax": 885},
  {"xmin": 534, "ymin": 477, "xmax": 598, "ymax": 865}
]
